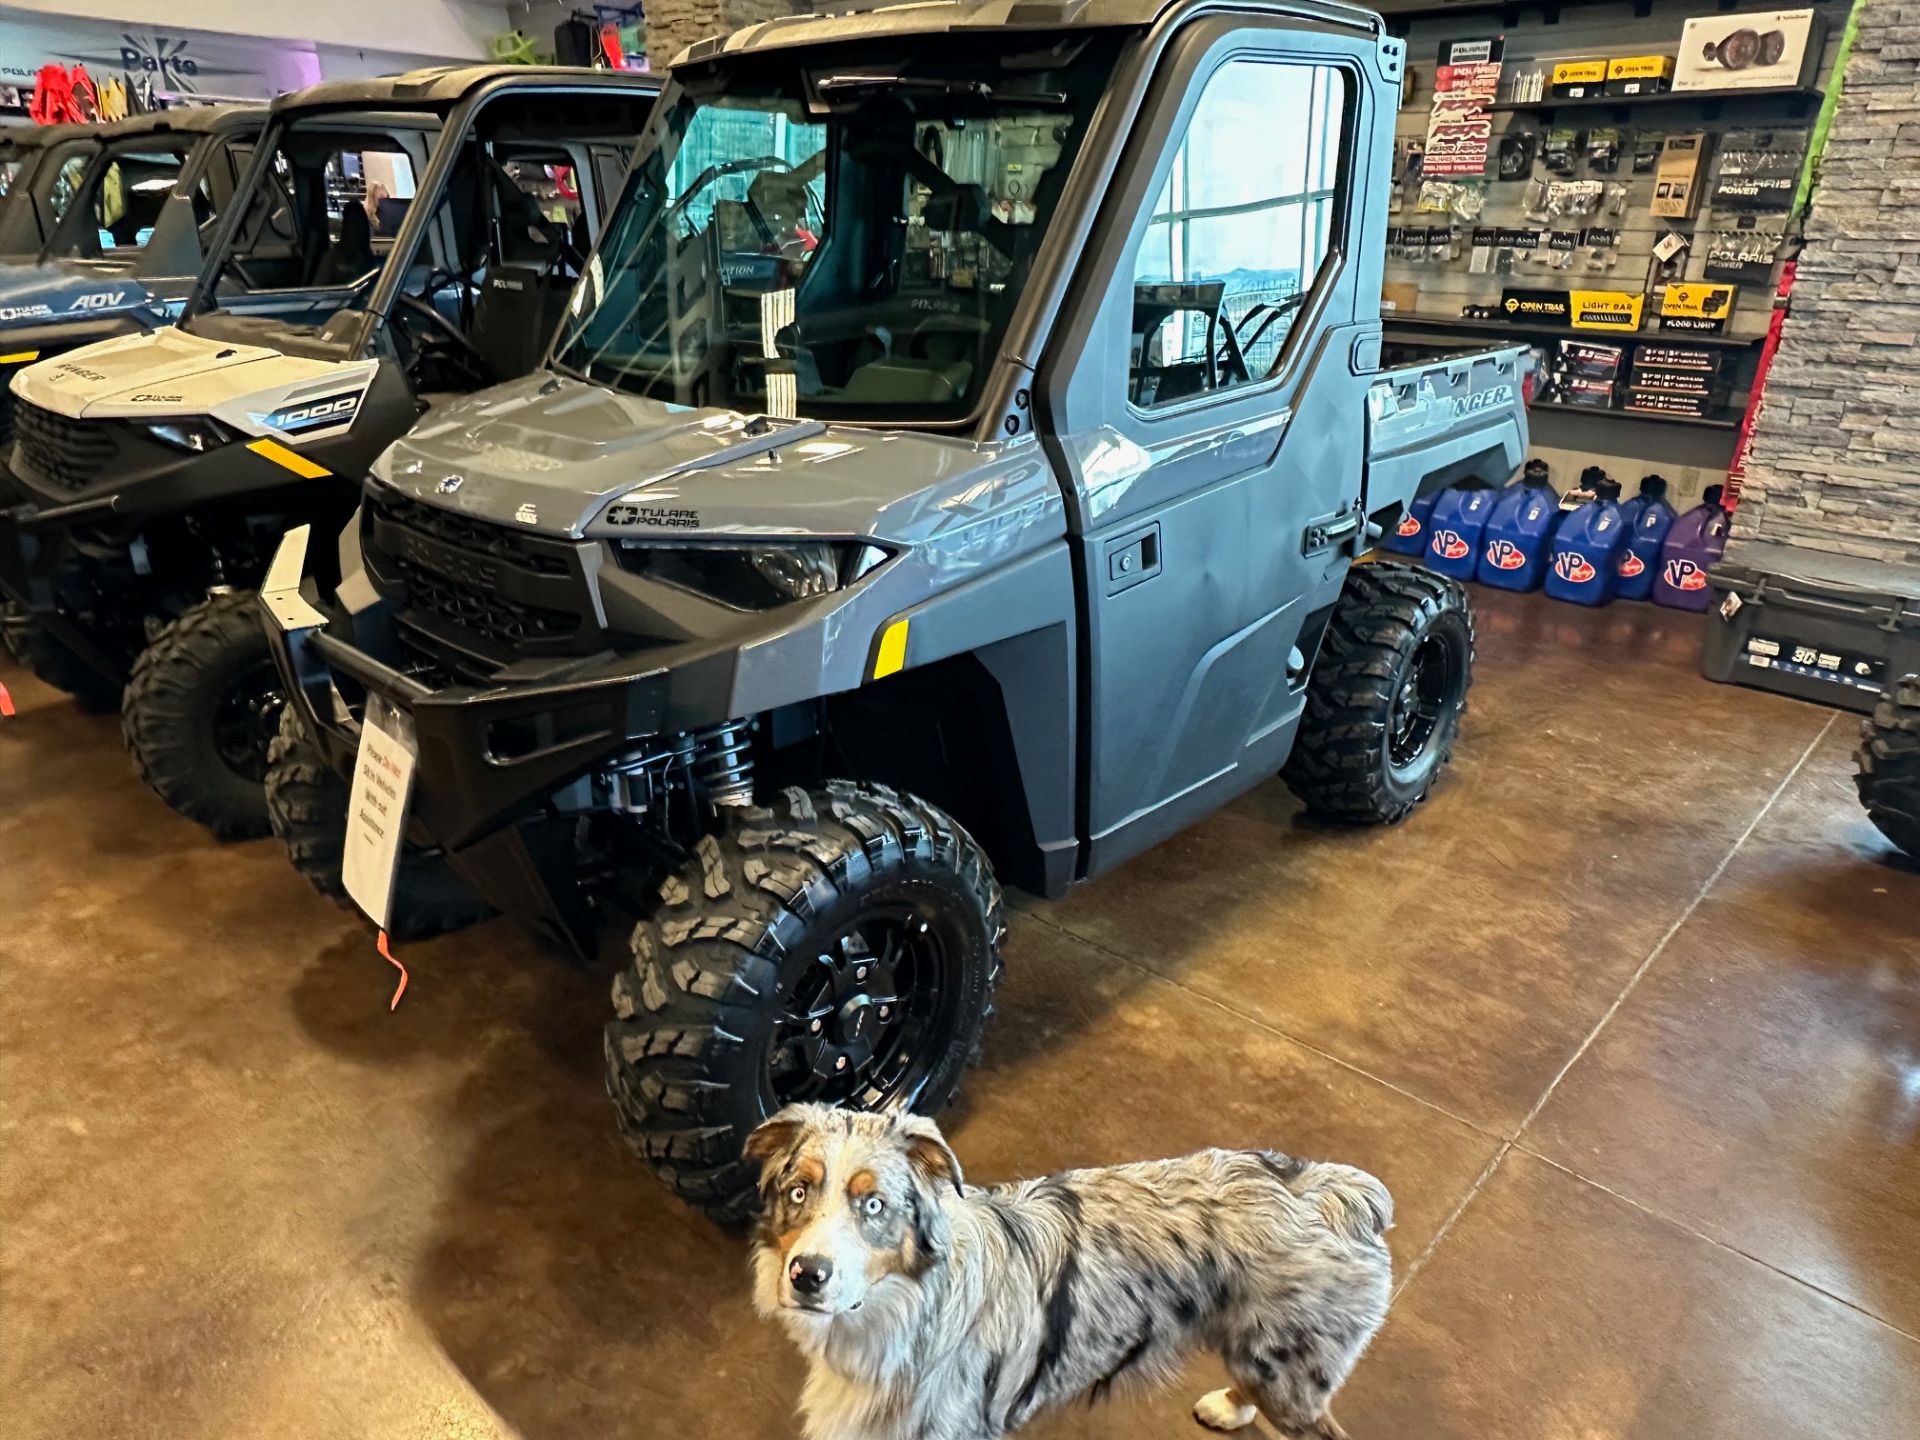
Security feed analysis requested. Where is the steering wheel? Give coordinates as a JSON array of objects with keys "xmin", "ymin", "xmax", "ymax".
[{"xmin": 395, "ymin": 290, "xmax": 493, "ymax": 389}]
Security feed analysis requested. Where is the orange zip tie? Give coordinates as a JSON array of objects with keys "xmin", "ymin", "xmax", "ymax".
[
  {"xmin": 376, "ymin": 929, "xmax": 408, "ymax": 1011},
  {"xmin": 0, "ymin": 679, "xmax": 14, "ymax": 717}
]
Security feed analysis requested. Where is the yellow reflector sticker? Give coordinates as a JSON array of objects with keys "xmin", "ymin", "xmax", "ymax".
[
  {"xmin": 873, "ymin": 618, "xmax": 910, "ymax": 679},
  {"xmin": 0, "ymin": 350, "xmax": 40, "ymax": 364},
  {"xmin": 248, "ymin": 437, "xmax": 331, "ymax": 479}
]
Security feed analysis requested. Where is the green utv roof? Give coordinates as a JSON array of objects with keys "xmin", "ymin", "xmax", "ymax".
[
  {"xmin": 677, "ymin": 0, "xmax": 1385, "ymax": 65},
  {"xmin": 266, "ymin": 64, "xmax": 655, "ymax": 118}
]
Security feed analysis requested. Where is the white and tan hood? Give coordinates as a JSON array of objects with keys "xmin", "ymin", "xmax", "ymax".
[{"xmin": 10, "ymin": 326, "xmax": 378, "ymax": 444}]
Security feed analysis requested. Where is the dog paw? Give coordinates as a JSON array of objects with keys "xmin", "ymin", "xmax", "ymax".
[{"xmin": 1193, "ymin": 1389, "xmax": 1258, "ymax": 1432}]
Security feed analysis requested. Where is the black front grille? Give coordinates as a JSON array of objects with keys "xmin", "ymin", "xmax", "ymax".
[
  {"xmin": 370, "ymin": 491, "xmax": 570, "ymax": 576},
  {"xmin": 390, "ymin": 553, "xmax": 582, "ymax": 644},
  {"xmin": 14, "ymin": 400, "xmax": 117, "ymax": 494},
  {"xmin": 363, "ymin": 488, "xmax": 597, "ymax": 669}
]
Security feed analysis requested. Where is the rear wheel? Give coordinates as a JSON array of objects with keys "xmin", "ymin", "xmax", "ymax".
[
  {"xmin": 1856, "ymin": 675, "xmax": 1920, "ymax": 859},
  {"xmin": 122, "ymin": 590, "xmax": 284, "ymax": 839},
  {"xmin": 605, "ymin": 782, "xmax": 1004, "ymax": 1223},
  {"xmin": 1284, "ymin": 561, "xmax": 1475, "ymax": 824},
  {"xmin": 264, "ymin": 705, "xmax": 492, "ymax": 939}
]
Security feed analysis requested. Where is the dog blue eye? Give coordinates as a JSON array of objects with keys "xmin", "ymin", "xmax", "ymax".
[
  {"xmin": 788, "ymin": 1184, "xmax": 808, "ymax": 1205},
  {"xmin": 862, "ymin": 1195, "xmax": 885, "ymax": 1217}
]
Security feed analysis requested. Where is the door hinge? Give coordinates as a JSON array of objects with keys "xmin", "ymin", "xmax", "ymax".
[{"xmin": 1302, "ymin": 507, "xmax": 1363, "ymax": 558}]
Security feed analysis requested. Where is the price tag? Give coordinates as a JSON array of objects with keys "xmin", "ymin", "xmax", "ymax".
[{"xmin": 341, "ymin": 695, "xmax": 419, "ymax": 929}]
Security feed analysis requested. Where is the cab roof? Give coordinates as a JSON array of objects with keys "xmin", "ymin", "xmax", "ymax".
[
  {"xmin": 679, "ymin": 0, "xmax": 1384, "ymax": 64},
  {"xmin": 91, "ymin": 104, "xmax": 264, "ymax": 140},
  {"xmin": 268, "ymin": 63, "xmax": 660, "ymax": 118}
]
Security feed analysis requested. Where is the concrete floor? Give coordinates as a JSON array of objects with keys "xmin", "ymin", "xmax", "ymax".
[{"xmin": 3, "ymin": 588, "xmax": 1917, "ymax": 1440}]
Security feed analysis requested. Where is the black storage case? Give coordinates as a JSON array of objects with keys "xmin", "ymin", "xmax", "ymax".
[{"xmin": 1703, "ymin": 541, "xmax": 1920, "ymax": 713}]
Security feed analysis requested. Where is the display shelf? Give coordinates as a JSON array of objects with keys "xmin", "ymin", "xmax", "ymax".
[
  {"xmin": 1489, "ymin": 86, "xmax": 1823, "ymax": 121},
  {"xmin": 1532, "ymin": 400, "xmax": 1741, "ymax": 430},
  {"xmin": 1384, "ymin": 312, "xmax": 1766, "ymax": 350}
]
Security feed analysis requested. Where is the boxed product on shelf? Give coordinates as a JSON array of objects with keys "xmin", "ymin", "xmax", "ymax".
[
  {"xmin": 1634, "ymin": 342, "xmax": 1722, "ymax": 374},
  {"xmin": 1672, "ymin": 10, "xmax": 1825, "ymax": 92},
  {"xmin": 1623, "ymin": 390, "xmax": 1715, "ymax": 418},
  {"xmin": 1550, "ymin": 58, "xmax": 1609, "ymax": 99},
  {"xmin": 1605, "ymin": 55, "xmax": 1676, "ymax": 96},
  {"xmin": 1651, "ymin": 133, "xmax": 1711, "ymax": 218},
  {"xmin": 1659, "ymin": 281, "xmax": 1739, "ymax": 333},
  {"xmin": 1548, "ymin": 338, "xmax": 1625, "ymax": 407}
]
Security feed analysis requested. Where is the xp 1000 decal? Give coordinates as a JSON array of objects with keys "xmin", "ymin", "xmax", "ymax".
[{"xmin": 247, "ymin": 390, "xmax": 364, "ymax": 441}]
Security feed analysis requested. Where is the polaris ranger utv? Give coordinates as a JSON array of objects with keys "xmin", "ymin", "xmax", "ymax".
[
  {"xmin": 261, "ymin": 0, "xmax": 1528, "ymax": 1220},
  {"xmin": 0, "ymin": 66, "xmax": 658, "ymax": 836},
  {"xmin": 0, "ymin": 108, "xmax": 270, "ymax": 417}
]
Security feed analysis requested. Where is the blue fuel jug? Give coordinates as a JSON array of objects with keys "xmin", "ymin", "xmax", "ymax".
[
  {"xmin": 1476, "ymin": 459, "xmax": 1559, "ymax": 592},
  {"xmin": 1425, "ymin": 481, "xmax": 1499, "ymax": 580},
  {"xmin": 1545, "ymin": 475, "xmax": 1628, "ymax": 607},
  {"xmin": 1615, "ymin": 474, "xmax": 1677, "ymax": 602},
  {"xmin": 1383, "ymin": 490, "xmax": 1438, "ymax": 557}
]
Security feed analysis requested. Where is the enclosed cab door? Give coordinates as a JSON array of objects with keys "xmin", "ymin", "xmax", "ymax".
[{"xmin": 1037, "ymin": 14, "xmax": 1388, "ymax": 875}]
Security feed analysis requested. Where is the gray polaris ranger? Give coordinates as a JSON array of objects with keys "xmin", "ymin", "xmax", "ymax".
[{"xmin": 262, "ymin": 0, "xmax": 1529, "ymax": 1220}]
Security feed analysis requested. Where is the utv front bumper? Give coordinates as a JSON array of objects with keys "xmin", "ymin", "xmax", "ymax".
[{"xmin": 261, "ymin": 522, "xmax": 743, "ymax": 944}]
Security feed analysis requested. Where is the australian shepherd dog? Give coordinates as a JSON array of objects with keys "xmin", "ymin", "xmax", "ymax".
[{"xmin": 747, "ymin": 1104, "xmax": 1393, "ymax": 1440}]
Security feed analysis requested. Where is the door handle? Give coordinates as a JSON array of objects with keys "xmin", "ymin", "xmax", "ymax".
[{"xmin": 1103, "ymin": 522, "xmax": 1161, "ymax": 596}]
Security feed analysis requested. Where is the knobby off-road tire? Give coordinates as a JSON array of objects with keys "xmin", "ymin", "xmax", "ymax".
[
  {"xmin": 606, "ymin": 781, "xmax": 1005, "ymax": 1224},
  {"xmin": 1857, "ymin": 674, "xmax": 1920, "ymax": 860},
  {"xmin": 1284, "ymin": 561, "xmax": 1476, "ymax": 824},
  {"xmin": 122, "ymin": 590, "xmax": 286, "ymax": 839},
  {"xmin": 263, "ymin": 705, "xmax": 492, "ymax": 939}
]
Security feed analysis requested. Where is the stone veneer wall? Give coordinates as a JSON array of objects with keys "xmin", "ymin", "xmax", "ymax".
[
  {"xmin": 1733, "ymin": 5, "xmax": 1920, "ymax": 567},
  {"xmin": 643, "ymin": 0, "xmax": 807, "ymax": 65}
]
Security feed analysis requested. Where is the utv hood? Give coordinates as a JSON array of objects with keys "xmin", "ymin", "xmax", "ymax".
[
  {"xmin": 0, "ymin": 256, "xmax": 159, "ymax": 329},
  {"xmin": 11, "ymin": 324, "xmax": 355, "ymax": 421},
  {"xmin": 373, "ymin": 372, "xmax": 1034, "ymax": 544}
]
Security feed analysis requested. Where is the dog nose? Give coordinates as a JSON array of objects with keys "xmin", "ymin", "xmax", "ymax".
[{"xmin": 788, "ymin": 1254, "xmax": 833, "ymax": 1295}]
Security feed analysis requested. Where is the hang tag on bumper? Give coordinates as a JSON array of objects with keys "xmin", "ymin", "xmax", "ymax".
[{"xmin": 341, "ymin": 695, "xmax": 418, "ymax": 930}]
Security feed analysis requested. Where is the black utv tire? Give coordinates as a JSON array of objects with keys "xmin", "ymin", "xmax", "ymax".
[
  {"xmin": 1284, "ymin": 560, "xmax": 1475, "ymax": 824},
  {"xmin": 122, "ymin": 591, "xmax": 287, "ymax": 839},
  {"xmin": 263, "ymin": 705, "xmax": 493, "ymax": 939},
  {"xmin": 19, "ymin": 624, "xmax": 121, "ymax": 714},
  {"xmin": 1856, "ymin": 675, "xmax": 1920, "ymax": 860},
  {"xmin": 605, "ymin": 782, "xmax": 1005, "ymax": 1224}
]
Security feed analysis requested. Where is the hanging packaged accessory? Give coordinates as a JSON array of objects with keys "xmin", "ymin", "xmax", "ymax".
[{"xmin": 1498, "ymin": 131, "xmax": 1538, "ymax": 180}]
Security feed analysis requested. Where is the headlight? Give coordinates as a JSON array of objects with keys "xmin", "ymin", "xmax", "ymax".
[
  {"xmin": 143, "ymin": 418, "xmax": 230, "ymax": 453},
  {"xmin": 618, "ymin": 541, "xmax": 890, "ymax": 609}
]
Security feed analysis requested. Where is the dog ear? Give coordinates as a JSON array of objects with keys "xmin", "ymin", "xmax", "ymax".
[
  {"xmin": 896, "ymin": 1113, "xmax": 965, "ymax": 1197},
  {"xmin": 743, "ymin": 1105, "xmax": 813, "ymax": 1174}
]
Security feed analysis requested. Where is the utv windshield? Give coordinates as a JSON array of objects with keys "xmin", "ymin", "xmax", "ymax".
[{"xmin": 553, "ymin": 39, "xmax": 1116, "ymax": 423}]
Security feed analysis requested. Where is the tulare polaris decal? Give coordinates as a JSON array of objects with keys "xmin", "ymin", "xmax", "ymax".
[
  {"xmin": 1486, "ymin": 538, "xmax": 1527, "ymax": 571},
  {"xmin": 1618, "ymin": 551, "xmax": 1646, "ymax": 578},
  {"xmin": 1554, "ymin": 551, "xmax": 1598, "ymax": 584},
  {"xmin": 1396, "ymin": 513, "xmax": 1423, "ymax": 538},
  {"xmin": 1664, "ymin": 558, "xmax": 1708, "ymax": 591},
  {"xmin": 253, "ymin": 392, "xmax": 361, "ymax": 436},
  {"xmin": 1431, "ymin": 528, "xmax": 1471, "ymax": 561}
]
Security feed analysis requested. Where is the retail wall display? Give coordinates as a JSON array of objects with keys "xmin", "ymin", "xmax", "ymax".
[
  {"xmin": 1706, "ymin": 220, "xmax": 1787, "ymax": 281},
  {"xmin": 1673, "ymin": 10, "xmax": 1825, "ymax": 91},
  {"xmin": 1569, "ymin": 288, "xmax": 1646, "ymax": 330}
]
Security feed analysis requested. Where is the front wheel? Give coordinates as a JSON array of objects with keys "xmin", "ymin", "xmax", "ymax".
[
  {"xmin": 122, "ymin": 590, "xmax": 285, "ymax": 839},
  {"xmin": 1857, "ymin": 675, "xmax": 1920, "ymax": 859},
  {"xmin": 1283, "ymin": 561, "xmax": 1475, "ymax": 824},
  {"xmin": 605, "ymin": 782, "xmax": 1005, "ymax": 1223},
  {"xmin": 263, "ymin": 705, "xmax": 493, "ymax": 939}
]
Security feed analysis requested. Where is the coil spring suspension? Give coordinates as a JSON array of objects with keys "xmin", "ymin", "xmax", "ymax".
[{"xmin": 692, "ymin": 720, "xmax": 755, "ymax": 807}]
